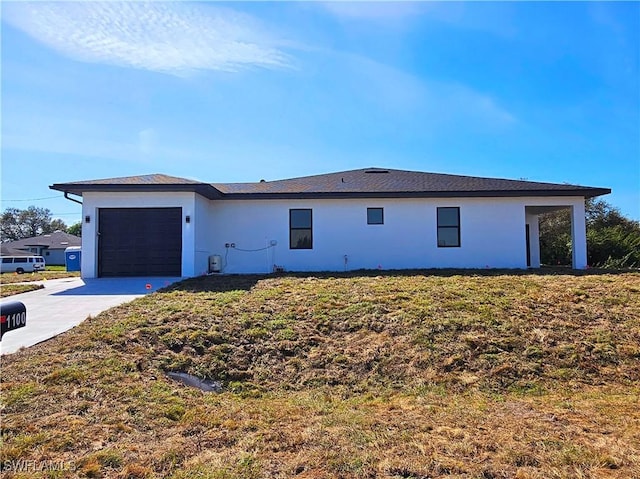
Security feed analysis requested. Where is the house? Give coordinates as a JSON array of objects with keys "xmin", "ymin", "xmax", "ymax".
[
  {"xmin": 49, "ymin": 168, "xmax": 610, "ymax": 278},
  {"xmin": 0, "ymin": 245, "xmax": 33, "ymax": 257},
  {"xmin": 2, "ymin": 231, "xmax": 81, "ymax": 265}
]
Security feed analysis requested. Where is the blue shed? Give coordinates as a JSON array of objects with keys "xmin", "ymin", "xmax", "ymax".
[{"xmin": 65, "ymin": 246, "xmax": 81, "ymax": 272}]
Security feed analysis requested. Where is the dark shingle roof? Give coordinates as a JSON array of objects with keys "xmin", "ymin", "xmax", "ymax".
[
  {"xmin": 51, "ymin": 168, "xmax": 610, "ymax": 199},
  {"xmin": 4, "ymin": 231, "xmax": 81, "ymax": 250},
  {"xmin": 63, "ymin": 173, "xmax": 203, "ymax": 186},
  {"xmin": 213, "ymin": 167, "xmax": 610, "ymax": 198},
  {"xmin": 0, "ymin": 245, "xmax": 32, "ymax": 257},
  {"xmin": 51, "ymin": 174, "xmax": 222, "ymax": 199}
]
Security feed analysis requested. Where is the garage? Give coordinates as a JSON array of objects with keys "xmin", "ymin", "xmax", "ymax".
[{"xmin": 98, "ymin": 207, "xmax": 182, "ymax": 277}]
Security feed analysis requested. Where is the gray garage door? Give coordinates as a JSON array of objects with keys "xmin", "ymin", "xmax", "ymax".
[{"xmin": 98, "ymin": 208, "xmax": 182, "ymax": 277}]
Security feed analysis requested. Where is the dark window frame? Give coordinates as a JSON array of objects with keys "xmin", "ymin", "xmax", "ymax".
[
  {"xmin": 437, "ymin": 207, "xmax": 461, "ymax": 248},
  {"xmin": 289, "ymin": 208, "xmax": 313, "ymax": 249},
  {"xmin": 367, "ymin": 207, "xmax": 384, "ymax": 225}
]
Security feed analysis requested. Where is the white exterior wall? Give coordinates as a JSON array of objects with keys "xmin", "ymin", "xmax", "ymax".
[
  {"xmin": 81, "ymin": 192, "xmax": 198, "ymax": 278},
  {"xmin": 524, "ymin": 197, "xmax": 588, "ymax": 269},
  {"xmin": 79, "ymin": 192, "xmax": 589, "ymax": 277},
  {"xmin": 194, "ymin": 194, "xmax": 214, "ymax": 276},
  {"xmin": 206, "ymin": 197, "xmax": 566, "ymax": 274},
  {"xmin": 571, "ymin": 201, "xmax": 587, "ymax": 269}
]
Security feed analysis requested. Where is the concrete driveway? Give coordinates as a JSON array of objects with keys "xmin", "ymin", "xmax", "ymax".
[{"xmin": 1, "ymin": 276, "xmax": 180, "ymax": 355}]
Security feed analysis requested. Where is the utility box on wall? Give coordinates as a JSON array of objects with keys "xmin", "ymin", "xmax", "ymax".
[
  {"xmin": 209, "ymin": 255, "xmax": 222, "ymax": 273},
  {"xmin": 65, "ymin": 246, "xmax": 82, "ymax": 272}
]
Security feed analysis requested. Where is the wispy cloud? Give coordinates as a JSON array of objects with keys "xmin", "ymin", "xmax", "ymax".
[
  {"xmin": 319, "ymin": 2, "xmax": 517, "ymax": 37},
  {"xmin": 2, "ymin": 122, "xmax": 200, "ymax": 167},
  {"xmin": 320, "ymin": 2, "xmax": 426, "ymax": 22},
  {"xmin": 3, "ymin": 2, "xmax": 292, "ymax": 75},
  {"xmin": 336, "ymin": 53, "xmax": 516, "ymax": 130},
  {"xmin": 434, "ymin": 82, "xmax": 517, "ymax": 128}
]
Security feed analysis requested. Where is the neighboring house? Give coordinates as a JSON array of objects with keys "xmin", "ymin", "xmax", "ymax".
[
  {"xmin": 50, "ymin": 168, "xmax": 610, "ymax": 278},
  {"xmin": 0, "ymin": 245, "xmax": 32, "ymax": 257},
  {"xmin": 2, "ymin": 231, "xmax": 81, "ymax": 265}
]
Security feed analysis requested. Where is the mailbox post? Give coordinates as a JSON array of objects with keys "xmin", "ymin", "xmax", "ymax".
[{"xmin": 0, "ymin": 301, "xmax": 26, "ymax": 340}]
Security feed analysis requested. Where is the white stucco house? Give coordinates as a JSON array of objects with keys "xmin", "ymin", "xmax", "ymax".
[{"xmin": 50, "ymin": 168, "xmax": 610, "ymax": 278}]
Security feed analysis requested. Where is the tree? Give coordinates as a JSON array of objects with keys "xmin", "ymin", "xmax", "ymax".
[
  {"xmin": 49, "ymin": 219, "xmax": 68, "ymax": 233},
  {"xmin": 539, "ymin": 208, "xmax": 572, "ymax": 265},
  {"xmin": 67, "ymin": 222, "xmax": 82, "ymax": 237},
  {"xmin": 0, "ymin": 206, "xmax": 68, "ymax": 242},
  {"xmin": 586, "ymin": 198, "xmax": 632, "ymax": 229},
  {"xmin": 0, "ymin": 207, "xmax": 22, "ymax": 242},
  {"xmin": 539, "ymin": 199, "xmax": 640, "ymax": 268},
  {"xmin": 585, "ymin": 199, "xmax": 640, "ymax": 267}
]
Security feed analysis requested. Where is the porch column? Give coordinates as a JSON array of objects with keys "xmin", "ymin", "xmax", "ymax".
[{"xmin": 571, "ymin": 201, "xmax": 587, "ymax": 269}]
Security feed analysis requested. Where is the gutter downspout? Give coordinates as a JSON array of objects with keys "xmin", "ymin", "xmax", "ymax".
[{"xmin": 64, "ymin": 192, "xmax": 83, "ymax": 205}]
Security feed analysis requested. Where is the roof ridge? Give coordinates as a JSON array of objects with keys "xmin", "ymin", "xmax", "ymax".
[
  {"xmin": 212, "ymin": 167, "xmax": 587, "ymax": 189},
  {"xmin": 213, "ymin": 167, "xmax": 404, "ymax": 185},
  {"xmin": 57, "ymin": 173, "xmax": 205, "ymax": 185}
]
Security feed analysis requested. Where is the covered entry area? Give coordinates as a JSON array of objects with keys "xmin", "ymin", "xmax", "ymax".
[
  {"xmin": 525, "ymin": 201, "xmax": 587, "ymax": 269},
  {"xmin": 98, "ymin": 207, "xmax": 182, "ymax": 277}
]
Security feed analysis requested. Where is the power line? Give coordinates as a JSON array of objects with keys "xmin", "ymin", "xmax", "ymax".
[{"xmin": 3, "ymin": 195, "xmax": 63, "ymax": 201}]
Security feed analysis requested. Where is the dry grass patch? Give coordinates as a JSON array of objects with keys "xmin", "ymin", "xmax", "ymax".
[
  {"xmin": 0, "ymin": 284, "xmax": 44, "ymax": 298},
  {"xmin": 1, "ymin": 271, "xmax": 639, "ymax": 478},
  {"xmin": 0, "ymin": 271, "xmax": 80, "ymax": 284}
]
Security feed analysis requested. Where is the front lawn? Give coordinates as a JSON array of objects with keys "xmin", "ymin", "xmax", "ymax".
[
  {"xmin": 1, "ymin": 271, "xmax": 639, "ymax": 478},
  {"xmin": 0, "ymin": 271, "xmax": 80, "ymax": 284},
  {"xmin": 0, "ymin": 284, "xmax": 44, "ymax": 298}
]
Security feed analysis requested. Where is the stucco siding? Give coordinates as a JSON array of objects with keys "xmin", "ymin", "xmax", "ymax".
[
  {"xmin": 194, "ymin": 193, "xmax": 213, "ymax": 276},
  {"xmin": 78, "ymin": 192, "xmax": 588, "ymax": 277},
  {"xmin": 43, "ymin": 249, "xmax": 67, "ymax": 266},
  {"xmin": 207, "ymin": 198, "xmax": 534, "ymax": 274},
  {"xmin": 81, "ymin": 192, "xmax": 197, "ymax": 278}
]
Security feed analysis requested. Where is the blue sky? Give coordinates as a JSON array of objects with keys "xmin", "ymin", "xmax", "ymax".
[{"xmin": 2, "ymin": 1, "xmax": 639, "ymax": 224}]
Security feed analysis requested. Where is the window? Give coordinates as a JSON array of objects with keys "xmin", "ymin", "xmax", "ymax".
[
  {"xmin": 2, "ymin": 258, "xmax": 13, "ymax": 264},
  {"xmin": 14, "ymin": 257, "xmax": 28, "ymax": 263},
  {"xmin": 437, "ymin": 207, "xmax": 460, "ymax": 247},
  {"xmin": 290, "ymin": 209, "xmax": 312, "ymax": 249},
  {"xmin": 367, "ymin": 208, "xmax": 384, "ymax": 225}
]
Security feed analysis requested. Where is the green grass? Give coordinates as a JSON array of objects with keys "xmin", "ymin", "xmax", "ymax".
[
  {"xmin": 1, "ymin": 271, "xmax": 639, "ymax": 478},
  {"xmin": 45, "ymin": 265, "xmax": 68, "ymax": 272}
]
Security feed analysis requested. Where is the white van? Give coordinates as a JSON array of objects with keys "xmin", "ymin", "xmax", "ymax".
[{"xmin": 0, "ymin": 256, "xmax": 46, "ymax": 274}]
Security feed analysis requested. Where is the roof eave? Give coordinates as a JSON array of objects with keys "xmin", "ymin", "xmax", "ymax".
[
  {"xmin": 50, "ymin": 181, "xmax": 611, "ymax": 201},
  {"xmin": 219, "ymin": 188, "xmax": 612, "ymax": 200},
  {"xmin": 50, "ymin": 183, "xmax": 224, "ymax": 200}
]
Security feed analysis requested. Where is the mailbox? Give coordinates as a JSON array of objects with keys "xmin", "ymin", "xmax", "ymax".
[{"xmin": 0, "ymin": 301, "xmax": 26, "ymax": 340}]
